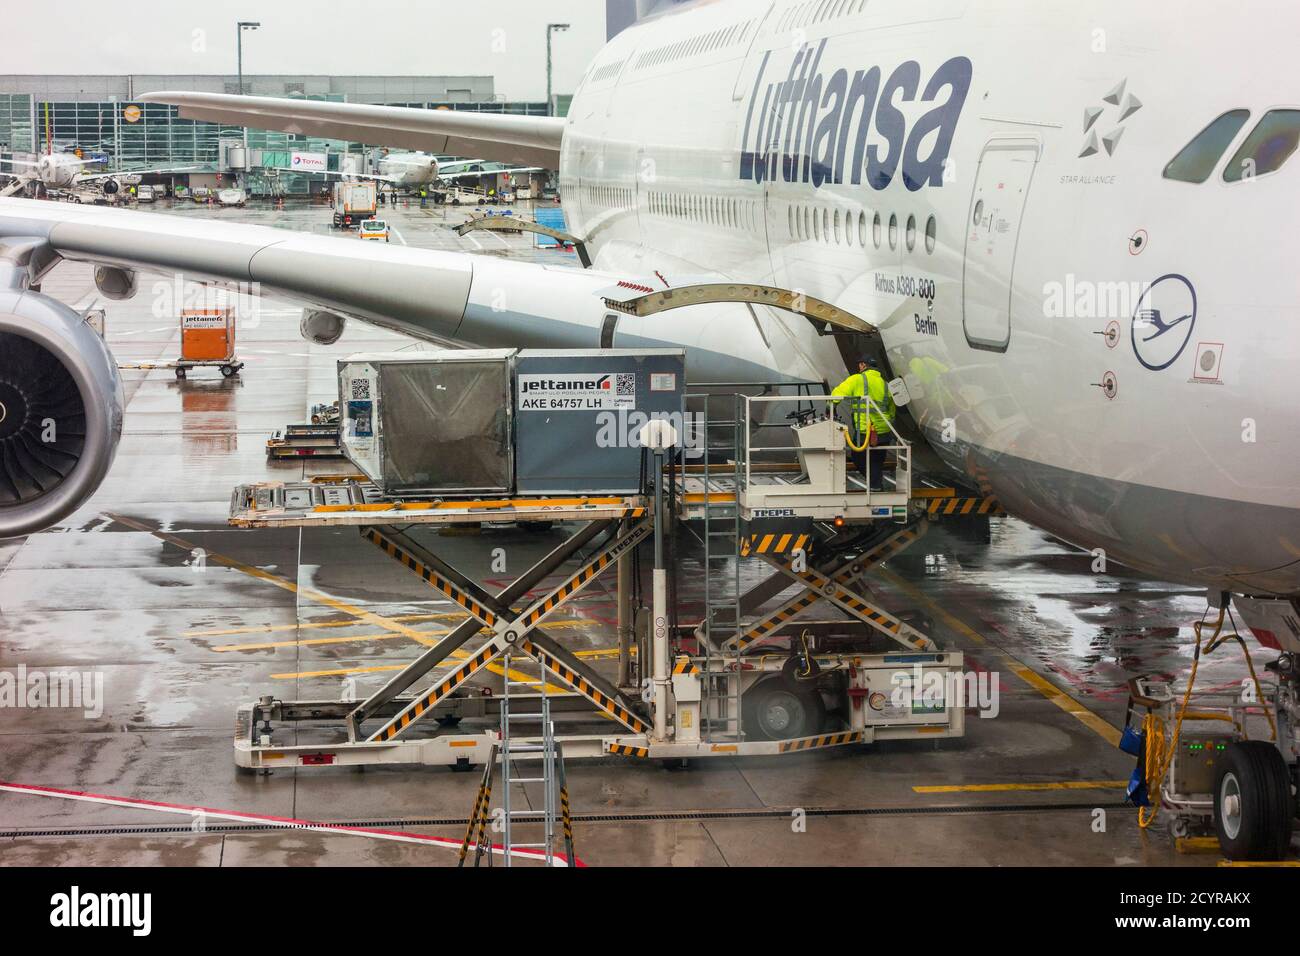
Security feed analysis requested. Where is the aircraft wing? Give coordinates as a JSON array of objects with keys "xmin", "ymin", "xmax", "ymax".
[
  {"xmin": 263, "ymin": 167, "xmax": 405, "ymax": 184},
  {"xmin": 439, "ymin": 166, "xmax": 545, "ymax": 182},
  {"xmin": 76, "ymin": 166, "xmax": 203, "ymax": 181},
  {"xmin": 139, "ymin": 92, "xmax": 564, "ymax": 170},
  {"xmin": 0, "ymin": 195, "xmax": 616, "ymax": 350}
]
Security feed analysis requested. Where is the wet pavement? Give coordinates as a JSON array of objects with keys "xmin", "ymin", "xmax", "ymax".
[{"xmin": 0, "ymin": 197, "xmax": 1292, "ymax": 867}]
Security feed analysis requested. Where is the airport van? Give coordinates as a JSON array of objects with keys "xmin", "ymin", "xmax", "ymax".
[{"xmin": 357, "ymin": 219, "xmax": 389, "ymax": 242}]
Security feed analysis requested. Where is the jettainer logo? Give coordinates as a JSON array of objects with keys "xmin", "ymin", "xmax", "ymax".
[{"xmin": 739, "ymin": 40, "xmax": 972, "ymax": 191}]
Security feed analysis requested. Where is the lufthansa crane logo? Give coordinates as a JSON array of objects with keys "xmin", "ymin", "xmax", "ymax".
[{"xmin": 1131, "ymin": 274, "xmax": 1197, "ymax": 371}]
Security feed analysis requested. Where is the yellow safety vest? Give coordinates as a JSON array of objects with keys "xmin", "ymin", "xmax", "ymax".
[{"xmin": 831, "ymin": 369, "xmax": 895, "ymax": 437}]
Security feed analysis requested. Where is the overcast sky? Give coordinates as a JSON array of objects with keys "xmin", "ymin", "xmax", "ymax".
[{"xmin": 4, "ymin": 0, "xmax": 609, "ymax": 101}]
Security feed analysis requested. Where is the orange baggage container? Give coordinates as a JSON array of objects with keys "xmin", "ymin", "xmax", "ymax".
[{"xmin": 180, "ymin": 308, "xmax": 236, "ymax": 362}]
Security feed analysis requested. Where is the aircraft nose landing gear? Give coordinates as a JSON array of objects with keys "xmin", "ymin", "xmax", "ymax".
[{"xmin": 1213, "ymin": 740, "xmax": 1295, "ymax": 861}]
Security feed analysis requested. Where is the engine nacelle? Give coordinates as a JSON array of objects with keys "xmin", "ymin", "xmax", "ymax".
[
  {"xmin": 300, "ymin": 308, "xmax": 347, "ymax": 346},
  {"xmin": 0, "ymin": 291, "xmax": 124, "ymax": 538},
  {"xmin": 94, "ymin": 265, "xmax": 137, "ymax": 300}
]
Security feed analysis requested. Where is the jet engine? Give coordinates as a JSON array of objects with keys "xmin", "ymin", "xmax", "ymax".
[
  {"xmin": 94, "ymin": 265, "xmax": 137, "ymax": 300},
  {"xmin": 0, "ymin": 290, "xmax": 124, "ymax": 538},
  {"xmin": 300, "ymin": 308, "xmax": 347, "ymax": 346}
]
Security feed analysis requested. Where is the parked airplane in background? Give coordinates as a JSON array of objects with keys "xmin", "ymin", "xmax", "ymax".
[
  {"xmin": 0, "ymin": 152, "xmax": 196, "ymax": 198},
  {"xmin": 2, "ymin": 0, "xmax": 1299, "ymax": 632},
  {"xmin": 282, "ymin": 150, "xmax": 544, "ymax": 192}
]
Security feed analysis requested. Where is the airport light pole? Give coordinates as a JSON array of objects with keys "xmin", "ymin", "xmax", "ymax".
[
  {"xmin": 236, "ymin": 21, "xmax": 260, "ymax": 149},
  {"xmin": 546, "ymin": 23, "xmax": 570, "ymax": 117}
]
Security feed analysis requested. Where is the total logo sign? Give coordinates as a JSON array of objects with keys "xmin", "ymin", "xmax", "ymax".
[{"xmin": 290, "ymin": 151, "xmax": 328, "ymax": 173}]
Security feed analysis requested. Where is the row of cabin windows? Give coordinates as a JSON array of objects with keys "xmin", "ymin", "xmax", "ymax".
[
  {"xmin": 586, "ymin": 184, "xmax": 635, "ymax": 211},
  {"xmin": 635, "ymin": 19, "xmax": 756, "ymax": 70},
  {"xmin": 595, "ymin": 187, "xmax": 940, "ymax": 256},
  {"xmin": 777, "ymin": 0, "xmax": 871, "ymax": 32},
  {"xmin": 647, "ymin": 191, "xmax": 761, "ymax": 232},
  {"xmin": 788, "ymin": 204, "xmax": 937, "ymax": 255},
  {"xmin": 1164, "ymin": 109, "xmax": 1300, "ymax": 184},
  {"xmin": 588, "ymin": 60, "xmax": 625, "ymax": 84}
]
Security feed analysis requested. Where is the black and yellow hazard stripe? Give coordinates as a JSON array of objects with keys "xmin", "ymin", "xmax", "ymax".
[
  {"xmin": 740, "ymin": 532, "xmax": 810, "ymax": 557},
  {"xmin": 781, "ymin": 563, "xmax": 931, "ymax": 651},
  {"xmin": 730, "ymin": 589, "xmax": 819, "ymax": 651},
  {"xmin": 363, "ymin": 527, "xmax": 497, "ymax": 627},
  {"xmin": 730, "ymin": 525, "xmax": 934, "ymax": 653},
  {"xmin": 517, "ymin": 521, "xmax": 650, "ymax": 630},
  {"xmin": 522, "ymin": 640, "xmax": 650, "ymax": 734},
  {"xmin": 459, "ymin": 780, "xmax": 492, "ymax": 863},
  {"xmin": 927, "ymin": 497, "xmax": 1003, "ymax": 517},
  {"xmin": 672, "ymin": 656, "xmax": 700, "ymax": 676},
  {"xmin": 777, "ymin": 730, "xmax": 865, "ymax": 753},
  {"xmin": 559, "ymin": 785, "xmax": 575, "ymax": 848},
  {"xmin": 369, "ymin": 643, "xmax": 499, "ymax": 742},
  {"xmin": 607, "ymin": 743, "xmax": 649, "ymax": 758},
  {"xmin": 520, "ymin": 552, "xmax": 612, "ymax": 629},
  {"xmin": 862, "ymin": 524, "xmax": 926, "ymax": 565}
]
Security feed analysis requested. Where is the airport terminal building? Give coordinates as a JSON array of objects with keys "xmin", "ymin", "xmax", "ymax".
[{"xmin": 0, "ymin": 74, "xmax": 556, "ymax": 193}]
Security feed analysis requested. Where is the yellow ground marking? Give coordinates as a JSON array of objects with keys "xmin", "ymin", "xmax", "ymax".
[
  {"xmin": 879, "ymin": 569, "xmax": 1122, "ymax": 747},
  {"xmin": 278, "ymin": 664, "xmax": 408, "ymax": 679},
  {"xmin": 186, "ymin": 612, "xmax": 466, "ymax": 638},
  {"xmin": 1175, "ymin": 837, "xmax": 1221, "ymax": 854},
  {"xmin": 913, "ymin": 780, "xmax": 1126, "ymax": 794},
  {"xmin": 211, "ymin": 619, "xmax": 589, "ymax": 652},
  {"xmin": 108, "ymin": 514, "xmax": 434, "ymax": 646},
  {"xmin": 1008, "ymin": 660, "xmax": 1122, "ymax": 746},
  {"xmin": 270, "ymin": 644, "xmax": 630, "ymax": 680},
  {"xmin": 216, "ymin": 632, "xmax": 421, "ymax": 653},
  {"xmin": 109, "ymin": 514, "xmax": 570, "ymax": 691},
  {"xmin": 190, "ymin": 611, "xmax": 591, "ymax": 639},
  {"xmin": 1217, "ymin": 860, "xmax": 1300, "ymax": 867}
]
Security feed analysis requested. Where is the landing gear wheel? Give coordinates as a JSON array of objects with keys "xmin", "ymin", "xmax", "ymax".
[
  {"xmin": 743, "ymin": 679, "xmax": 825, "ymax": 741},
  {"xmin": 220, "ymin": 364, "xmax": 236, "ymax": 378},
  {"xmin": 436, "ymin": 715, "xmax": 462, "ymax": 727},
  {"xmin": 1213, "ymin": 740, "xmax": 1294, "ymax": 861}
]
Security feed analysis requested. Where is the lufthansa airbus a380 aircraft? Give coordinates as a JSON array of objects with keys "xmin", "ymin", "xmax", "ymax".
[{"xmin": 1, "ymin": 0, "xmax": 1299, "ymax": 635}]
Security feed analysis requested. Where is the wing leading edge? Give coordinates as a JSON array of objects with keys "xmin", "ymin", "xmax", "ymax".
[
  {"xmin": 138, "ymin": 92, "xmax": 565, "ymax": 170},
  {"xmin": 0, "ymin": 196, "xmax": 618, "ymax": 352}
]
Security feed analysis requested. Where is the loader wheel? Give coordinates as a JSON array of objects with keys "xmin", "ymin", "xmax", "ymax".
[
  {"xmin": 743, "ymin": 679, "xmax": 825, "ymax": 741},
  {"xmin": 1213, "ymin": 741, "xmax": 1294, "ymax": 861},
  {"xmin": 221, "ymin": 364, "xmax": 236, "ymax": 378}
]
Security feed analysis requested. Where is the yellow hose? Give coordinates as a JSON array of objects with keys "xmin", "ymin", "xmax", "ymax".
[
  {"xmin": 1136, "ymin": 607, "xmax": 1278, "ymax": 828},
  {"xmin": 844, "ymin": 423, "xmax": 872, "ymax": 453}
]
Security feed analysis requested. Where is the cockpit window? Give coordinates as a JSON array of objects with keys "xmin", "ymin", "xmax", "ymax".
[
  {"xmin": 1163, "ymin": 110, "xmax": 1250, "ymax": 183},
  {"xmin": 1224, "ymin": 109, "xmax": 1300, "ymax": 182}
]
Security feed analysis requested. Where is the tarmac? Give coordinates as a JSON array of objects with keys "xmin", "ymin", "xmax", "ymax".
[{"xmin": 0, "ymin": 195, "xmax": 1291, "ymax": 867}]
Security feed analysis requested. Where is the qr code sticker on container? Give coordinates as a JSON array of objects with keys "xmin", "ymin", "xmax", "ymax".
[
  {"xmin": 350, "ymin": 379, "xmax": 371, "ymax": 400},
  {"xmin": 615, "ymin": 373, "xmax": 635, "ymax": 397}
]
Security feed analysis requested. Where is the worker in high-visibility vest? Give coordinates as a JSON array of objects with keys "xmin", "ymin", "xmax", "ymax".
[{"xmin": 830, "ymin": 358, "xmax": 896, "ymax": 490}]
